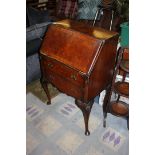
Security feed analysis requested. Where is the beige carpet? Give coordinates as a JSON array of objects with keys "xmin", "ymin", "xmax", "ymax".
[
  {"xmin": 27, "ymin": 92, "xmax": 129, "ymax": 155},
  {"xmin": 26, "ymin": 80, "xmax": 59, "ymax": 103}
]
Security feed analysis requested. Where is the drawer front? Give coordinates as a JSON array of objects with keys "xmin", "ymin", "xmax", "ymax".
[
  {"xmin": 41, "ymin": 56, "xmax": 85, "ymax": 87},
  {"xmin": 44, "ymin": 71, "xmax": 84, "ymax": 100}
]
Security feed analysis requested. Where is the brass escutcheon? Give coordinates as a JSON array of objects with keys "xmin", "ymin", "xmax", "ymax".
[
  {"xmin": 48, "ymin": 63, "xmax": 54, "ymax": 68},
  {"xmin": 71, "ymin": 74, "xmax": 77, "ymax": 80}
]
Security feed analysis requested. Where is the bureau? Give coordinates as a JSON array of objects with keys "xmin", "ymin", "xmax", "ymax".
[{"xmin": 39, "ymin": 19, "xmax": 119, "ymax": 135}]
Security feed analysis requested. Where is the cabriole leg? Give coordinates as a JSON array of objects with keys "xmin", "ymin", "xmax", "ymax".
[{"xmin": 75, "ymin": 99, "xmax": 94, "ymax": 136}]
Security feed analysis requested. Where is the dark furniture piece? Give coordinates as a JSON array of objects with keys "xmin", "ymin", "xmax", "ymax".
[
  {"xmin": 26, "ymin": 22, "xmax": 52, "ymax": 84},
  {"xmin": 27, "ymin": 0, "xmax": 57, "ymax": 17},
  {"xmin": 26, "ymin": 5, "xmax": 52, "ymax": 84},
  {"xmin": 27, "ymin": 0, "xmax": 122, "ymax": 31},
  {"xmin": 103, "ymin": 47, "xmax": 129, "ymax": 129},
  {"xmin": 39, "ymin": 19, "xmax": 119, "ymax": 135}
]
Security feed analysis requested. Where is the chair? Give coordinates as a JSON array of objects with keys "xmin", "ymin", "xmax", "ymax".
[{"xmin": 93, "ymin": 1, "xmax": 114, "ymax": 29}]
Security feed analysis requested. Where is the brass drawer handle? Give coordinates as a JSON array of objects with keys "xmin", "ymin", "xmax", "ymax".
[
  {"xmin": 48, "ymin": 63, "xmax": 54, "ymax": 68},
  {"xmin": 71, "ymin": 74, "xmax": 77, "ymax": 80}
]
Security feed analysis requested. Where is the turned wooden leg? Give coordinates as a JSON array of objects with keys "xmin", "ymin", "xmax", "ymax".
[
  {"xmin": 40, "ymin": 78, "xmax": 51, "ymax": 105},
  {"xmin": 103, "ymin": 86, "xmax": 111, "ymax": 128},
  {"xmin": 75, "ymin": 99, "xmax": 94, "ymax": 136}
]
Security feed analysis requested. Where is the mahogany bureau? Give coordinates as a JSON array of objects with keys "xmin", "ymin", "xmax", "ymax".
[{"xmin": 39, "ymin": 19, "xmax": 119, "ymax": 135}]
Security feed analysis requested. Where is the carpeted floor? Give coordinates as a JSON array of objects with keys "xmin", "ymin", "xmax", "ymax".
[
  {"xmin": 26, "ymin": 82, "xmax": 129, "ymax": 155},
  {"xmin": 26, "ymin": 80, "xmax": 59, "ymax": 103}
]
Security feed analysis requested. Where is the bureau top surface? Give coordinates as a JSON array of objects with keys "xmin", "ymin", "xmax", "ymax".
[
  {"xmin": 40, "ymin": 19, "xmax": 118, "ymax": 75},
  {"xmin": 53, "ymin": 19, "xmax": 118, "ymax": 40}
]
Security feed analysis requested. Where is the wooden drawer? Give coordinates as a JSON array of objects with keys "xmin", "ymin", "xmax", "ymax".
[
  {"xmin": 44, "ymin": 71, "xmax": 84, "ymax": 100},
  {"xmin": 41, "ymin": 55, "xmax": 86, "ymax": 87}
]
